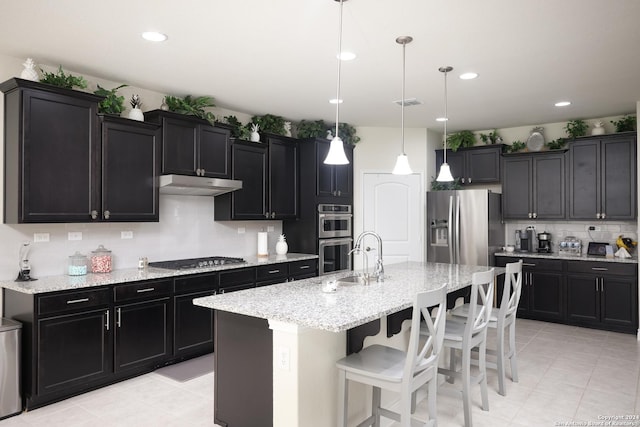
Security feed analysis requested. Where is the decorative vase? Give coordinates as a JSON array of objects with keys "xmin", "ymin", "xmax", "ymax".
[
  {"xmin": 591, "ymin": 121, "xmax": 605, "ymax": 135},
  {"xmin": 160, "ymin": 98, "xmax": 169, "ymax": 111},
  {"xmin": 128, "ymin": 106, "xmax": 144, "ymax": 121},
  {"xmin": 275, "ymin": 234, "xmax": 288, "ymax": 255},
  {"xmin": 20, "ymin": 58, "xmax": 39, "ymax": 81}
]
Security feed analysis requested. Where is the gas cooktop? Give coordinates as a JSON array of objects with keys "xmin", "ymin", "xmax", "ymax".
[{"xmin": 148, "ymin": 256, "xmax": 246, "ymax": 270}]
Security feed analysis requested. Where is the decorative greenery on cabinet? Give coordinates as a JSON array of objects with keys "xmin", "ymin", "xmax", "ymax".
[
  {"xmin": 164, "ymin": 95, "xmax": 216, "ymax": 125},
  {"xmin": 479, "ymin": 129, "xmax": 501, "ymax": 144},
  {"xmin": 249, "ymin": 114, "xmax": 286, "ymax": 136},
  {"xmin": 611, "ymin": 115, "xmax": 636, "ymax": 132},
  {"xmin": 40, "ymin": 65, "xmax": 87, "ymax": 89},
  {"xmin": 564, "ymin": 119, "xmax": 588, "ymax": 139},
  {"xmin": 94, "ymin": 84, "xmax": 127, "ymax": 115},
  {"xmin": 223, "ymin": 115, "xmax": 250, "ymax": 140},
  {"xmin": 446, "ymin": 130, "xmax": 476, "ymax": 151},
  {"xmin": 503, "ymin": 140, "xmax": 526, "ymax": 153}
]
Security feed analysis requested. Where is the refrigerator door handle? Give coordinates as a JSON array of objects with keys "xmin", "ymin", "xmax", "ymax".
[
  {"xmin": 448, "ymin": 195, "xmax": 454, "ymax": 263},
  {"xmin": 455, "ymin": 195, "xmax": 461, "ymax": 264}
]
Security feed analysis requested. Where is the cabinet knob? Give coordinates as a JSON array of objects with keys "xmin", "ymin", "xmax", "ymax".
[
  {"xmin": 337, "ymin": 190, "xmax": 341, "ymax": 196},
  {"xmin": 104, "ymin": 210, "xmax": 110, "ymax": 219},
  {"xmin": 91, "ymin": 210, "xmax": 98, "ymax": 220},
  {"xmin": 196, "ymin": 168, "xmax": 202, "ymax": 176},
  {"xmin": 596, "ymin": 213, "xmax": 601, "ymax": 219},
  {"xmin": 528, "ymin": 213, "xmax": 532, "ymax": 219},
  {"xmin": 468, "ymin": 178, "xmax": 472, "ymax": 184},
  {"xmin": 201, "ymin": 169, "xmax": 206, "ymax": 176},
  {"xmin": 532, "ymin": 213, "xmax": 537, "ymax": 219},
  {"xmin": 271, "ymin": 212, "xmax": 276, "ymax": 219},
  {"xmin": 265, "ymin": 212, "xmax": 270, "ymax": 219},
  {"xmin": 601, "ymin": 212, "xmax": 606, "ymax": 219},
  {"xmin": 461, "ymin": 178, "xmax": 465, "ymax": 184}
]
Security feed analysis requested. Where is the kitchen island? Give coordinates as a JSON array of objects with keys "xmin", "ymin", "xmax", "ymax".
[{"xmin": 194, "ymin": 261, "xmax": 504, "ymax": 427}]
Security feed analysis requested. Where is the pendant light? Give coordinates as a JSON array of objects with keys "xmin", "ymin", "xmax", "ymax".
[
  {"xmin": 392, "ymin": 36, "xmax": 413, "ymax": 175},
  {"xmin": 324, "ymin": 0, "xmax": 350, "ymax": 165},
  {"xmin": 436, "ymin": 66, "xmax": 454, "ymax": 182}
]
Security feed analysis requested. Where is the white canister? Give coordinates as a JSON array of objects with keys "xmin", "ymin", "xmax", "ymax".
[{"xmin": 257, "ymin": 232, "xmax": 268, "ymax": 257}]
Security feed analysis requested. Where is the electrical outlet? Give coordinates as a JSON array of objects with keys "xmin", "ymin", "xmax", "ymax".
[
  {"xmin": 277, "ymin": 346, "xmax": 290, "ymax": 371},
  {"xmin": 586, "ymin": 225, "xmax": 602, "ymax": 232},
  {"xmin": 33, "ymin": 233, "xmax": 50, "ymax": 243},
  {"xmin": 121, "ymin": 231, "xmax": 133, "ymax": 239},
  {"xmin": 267, "ymin": 225, "xmax": 275, "ymax": 232},
  {"xmin": 67, "ymin": 232, "xmax": 82, "ymax": 241},
  {"xmin": 237, "ymin": 227, "xmax": 246, "ymax": 234}
]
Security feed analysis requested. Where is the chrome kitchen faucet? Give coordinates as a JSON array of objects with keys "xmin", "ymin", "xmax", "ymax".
[{"xmin": 352, "ymin": 231, "xmax": 385, "ymax": 282}]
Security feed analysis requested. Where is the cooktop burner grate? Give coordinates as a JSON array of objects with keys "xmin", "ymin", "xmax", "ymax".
[{"xmin": 148, "ymin": 256, "xmax": 246, "ymax": 270}]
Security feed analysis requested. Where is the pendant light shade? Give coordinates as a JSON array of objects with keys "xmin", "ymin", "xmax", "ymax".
[
  {"xmin": 392, "ymin": 36, "xmax": 413, "ymax": 175},
  {"xmin": 436, "ymin": 66, "xmax": 454, "ymax": 182},
  {"xmin": 324, "ymin": 0, "xmax": 350, "ymax": 165}
]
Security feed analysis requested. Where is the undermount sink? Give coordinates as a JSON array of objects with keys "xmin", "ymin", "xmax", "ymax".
[{"xmin": 336, "ymin": 275, "xmax": 369, "ymax": 286}]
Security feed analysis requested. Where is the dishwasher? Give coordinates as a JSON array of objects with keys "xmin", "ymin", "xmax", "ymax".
[{"xmin": 0, "ymin": 318, "xmax": 22, "ymax": 419}]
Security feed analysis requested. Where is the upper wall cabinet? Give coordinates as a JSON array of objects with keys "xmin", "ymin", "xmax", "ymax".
[
  {"xmin": 0, "ymin": 79, "xmax": 162, "ymax": 223},
  {"xmin": 146, "ymin": 110, "xmax": 230, "ymax": 179},
  {"xmin": 435, "ymin": 145, "xmax": 502, "ymax": 185},
  {"xmin": 567, "ymin": 133, "xmax": 637, "ymax": 220},
  {"xmin": 1, "ymin": 78, "xmax": 102, "ymax": 223},
  {"xmin": 298, "ymin": 138, "xmax": 353, "ymax": 203}
]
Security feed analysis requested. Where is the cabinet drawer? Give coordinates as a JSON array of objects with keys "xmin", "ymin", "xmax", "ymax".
[
  {"xmin": 256, "ymin": 264, "xmax": 288, "ymax": 282},
  {"xmin": 174, "ymin": 273, "xmax": 218, "ymax": 295},
  {"xmin": 567, "ymin": 261, "xmax": 637, "ymax": 276},
  {"xmin": 519, "ymin": 257, "xmax": 563, "ymax": 271},
  {"xmin": 289, "ymin": 259, "xmax": 318, "ymax": 277},
  {"xmin": 114, "ymin": 279, "xmax": 172, "ymax": 302},
  {"xmin": 38, "ymin": 288, "xmax": 110, "ymax": 316},
  {"xmin": 219, "ymin": 267, "xmax": 255, "ymax": 289}
]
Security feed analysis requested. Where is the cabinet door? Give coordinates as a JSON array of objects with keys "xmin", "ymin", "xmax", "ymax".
[
  {"xmin": 268, "ymin": 137, "xmax": 298, "ymax": 219},
  {"xmin": 114, "ymin": 298, "xmax": 171, "ymax": 372},
  {"xmin": 174, "ymin": 291, "xmax": 215, "ymax": 357},
  {"xmin": 199, "ymin": 125, "xmax": 230, "ymax": 178},
  {"xmin": 333, "ymin": 145, "xmax": 354, "ymax": 199},
  {"xmin": 529, "ymin": 271, "xmax": 564, "ymax": 321},
  {"xmin": 229, "ymin": 142, "xmax": 268, "ymax": 219},
  {"xmin": 568, "ymin": 139, "xmax": 600, "ymax": 219},
  {"xmin": 19, "ymin": 89, "xmax": 99, "ymax": 222},
  {"xmin": 601, "ymin": 275, "xmax": 637, "ymax": 331},
  {"xmin": 38, "ymin": 308, "xmax": 111, "ymax": 395},
  {"xmin": 446, "ymin": 151, "xmax": 465, "ymax": 183},
  {"xmin": 161, "ymin": 117, "xmax": 198, "ymax": 175},
  {"xmin": 466, "ymin": 147, "xmax": 500, "ymax": 184},
  {"xmin": 502, "ymin": 157, "xmax": 532, "ymax": 219},
  {"xmin": 601, "ymin": 136, "xmax": 636, "ymax": 219},
  {"xmin": 533, "ymin": 153, "xmax": 565, "ymax": 219},
  {"xmin": 316, "ymin": 141, "xmax": 335, "ymax": 197},
  {"xmin": 101, "ymin": 119, "xmax": 160, "ymax": 222},
  {"xmin": 566, "ymin": 274, "xmax": 600, "ymax": 326}
]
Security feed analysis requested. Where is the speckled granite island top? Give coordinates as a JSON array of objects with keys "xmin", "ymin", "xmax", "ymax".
[
  {"xmin": 0, "ymin": 253, "xmax": 318, "ymax": 294},
  {"xmin": 193, "ymin": 261, "xmax": 505, "ymax": 333},
  {"xmin": 495, "ymin": 251, "xmax": 638, "ymax": 264}
]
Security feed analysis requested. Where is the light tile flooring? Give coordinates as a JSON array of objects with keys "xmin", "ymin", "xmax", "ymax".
[{"xmin": 1, "ymin": 319, "xmax": 638, "ymax": 427}]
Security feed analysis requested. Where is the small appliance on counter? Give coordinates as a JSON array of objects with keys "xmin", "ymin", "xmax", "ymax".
[
  {"xmin": 559, "ymin": 236, "xmax": 582, "ymax": 256},
  {"xmin": 515, "ymin": 227, "xmax": 535, "ymax": 252},
  {"xmin": 537, "ymin": 231, "xmax": 552, "ymax": 253},
  {"xmin": 16, "ymin": 241, "xmax": 36, "ymax": 281}
]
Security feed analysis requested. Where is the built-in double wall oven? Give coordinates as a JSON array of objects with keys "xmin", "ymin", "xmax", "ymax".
[{"xmin": 317, "ymin": 204, "xmax": 352, "ymax": 275}]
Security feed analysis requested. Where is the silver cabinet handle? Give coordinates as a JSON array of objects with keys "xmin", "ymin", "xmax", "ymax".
[
  {"xmin": 591, "ymin": 267, "xmax": 608, "ymax": 271},
  {"xmin": 220, "ymin": 289, "xmax": 225, "ymax": 294},
  {"xmin": 268, "ymin": 269, "xmax": 281, "ymax": 274},
  {"xmin": 91, "ymin": 210, "xmax": 98, "ymax": 220},
  {"xmin": 299, "ymin": 265, "xmax": 310, "ymax": 270},
  {"xmin": 116, "ymin": 308, "xmax": 122, "ymax": 327},
  {"xmin": 522, "ymin": 263, "xmax": 536, "ymax": 267},
  {"xmin": 105, "ymin": 310, "xmax": 110, "ymax": 331},
  {"xmin": 104, "ymin": 210, "xmax": 110, "ymax": 220},
  {"xmin": 595, "ymin": 278, "xmax": 599, "ymax": 292},
  {"xmin": 67, "ymin": 298, "xmax": 89, "ymax": 304},
  {"xmin": 136, "ymin": 287, "xmax": 155, "ymax": 293}
]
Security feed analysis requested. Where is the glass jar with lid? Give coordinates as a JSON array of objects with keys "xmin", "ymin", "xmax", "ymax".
[
  {"xmin": 91, "ymin": 245, "xmax": 112, "ymax": 273},
  {"xmin": 68, "ymin": 251, "xmax": 88, "ymax": 276}
]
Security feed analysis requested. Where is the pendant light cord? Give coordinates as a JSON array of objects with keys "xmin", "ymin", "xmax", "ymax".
[
  {"xmin": 443, "ymin": 68, "xmax": 448, "ymax": 163},
  {"xmin": 401, "ymin": 40, "xmax": 406, "ymax": 155},
  {"xmin": 334, "ymin": 0, "xmax": 344, "ymax": 139}
]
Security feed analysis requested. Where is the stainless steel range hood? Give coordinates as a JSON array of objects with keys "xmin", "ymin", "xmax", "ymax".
[{"xmin": 159, "ymin": 175, "xmax": 242, "ymax": 196}]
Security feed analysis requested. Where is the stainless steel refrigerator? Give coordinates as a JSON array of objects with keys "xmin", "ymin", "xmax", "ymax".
[{"xmin": 427, "ymin": 189, "xmax": 503, "ymax": 266}]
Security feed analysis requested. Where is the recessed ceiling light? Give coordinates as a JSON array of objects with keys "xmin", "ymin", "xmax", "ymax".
[
  {"xmin": 329, "ymin": 98, "xmax": 344, "ymax": 104},
  {"xmin": 337, "ymin": 51, "xmax": 356, "ymax": 61},
  {"xmin": 436, "ymin": 117, "xmax": 448, "ymax": 122},
  {"xmin": 555, "ymin": 101, "xmax": 571, "ymax": 107},
  {"xmin": 142, "ymin": 31, "xmax": 168, "ymax": 42},
  {"xmin": 459, "ymin": 72, "xmax": 478, "ymax": 80}
]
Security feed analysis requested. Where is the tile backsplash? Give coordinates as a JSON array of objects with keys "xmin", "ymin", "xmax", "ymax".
[{"xmin": 504, "ymin": 220, "xmax": 638, "ymax": 254}]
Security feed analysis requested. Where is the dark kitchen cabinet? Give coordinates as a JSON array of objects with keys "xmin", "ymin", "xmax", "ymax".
[
  {"xmin": 1, "ymin": 78, "xmax": 102, "ymax": 223},
  {"xmin": 173, "ymin": 273, "xmax": 218, "ymax": 358},
  {"xmin": 256, "ymin": 263, "xmax": 289, "ymax": 287},
  {"xmin": 315, "ymin": 138, "xmax": 354, "ymax": 200},
  {"xmin": 113, "ymin": 280, "xmax": 172, "ymax": 373},
  {"xmin": 288, "ymin": 258, "xmax": 318, "ymax": 280},
  {"xmin": 146, "ymin": 110, "xmax": 230, "ymax": 178},
  {"xmin": 218, "ymin": 267, "xmax": 256, "ymax": 293},
  {"xmin": 567, "ymin": 133, "xmax": 636, "ymax": 220},
  {"xmin": 502, "ymin": 151, "xmax": 566, "ymax": 220},
  {"xmin": 100, "ymin": 116, "xmax": 161, "ymax": 221},
  {"xmin": 215, "ymin": 136, "xmax": 299, "ymax": 220},
  {"xmin": 436, "ymin": 145, "xmax": 502, "ymax": 185},
  {"xmin": 497, "ymin": 256, "xmax": 564, "ymax": 321},
  {"xmin": 566, "ymin": 261, "xmax": 638, "ymax": 333}
]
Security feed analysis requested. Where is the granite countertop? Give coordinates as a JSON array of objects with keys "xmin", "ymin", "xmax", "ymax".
[
  {"xmin": 0, "ymin": 253, "xmax": 318, "ymax": 294},
  {"xmin": 495, "ymin": 251, "xmax": 638, "ymax": 264},
  {"xmin": 194, "ymin": 261, "xmax": 505, "ymax": 333}
]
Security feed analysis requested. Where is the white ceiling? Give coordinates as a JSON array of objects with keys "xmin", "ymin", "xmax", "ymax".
[{"xmin": 1, "ymin": 0, "xmax": 639, "ymax": 132}]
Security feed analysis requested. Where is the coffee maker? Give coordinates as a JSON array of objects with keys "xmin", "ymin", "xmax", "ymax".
[
  {"xmin": 515, "ymin": 228, "xmax": 535, "ymax": 252},
  {"xmin": 537, "ymin": 231, "xmax": 552, "ymax": 253}
]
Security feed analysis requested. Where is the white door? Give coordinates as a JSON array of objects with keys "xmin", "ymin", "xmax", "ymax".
[{"xmin": 361, "ymin": 173, "xmax": 423, "ymax": 269}]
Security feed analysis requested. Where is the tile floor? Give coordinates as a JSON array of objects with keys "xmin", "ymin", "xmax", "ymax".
[{"xmin": 0, "ymin": 319, "xmax": 638, "ymax": 427}]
